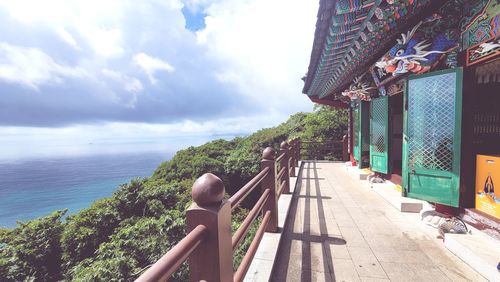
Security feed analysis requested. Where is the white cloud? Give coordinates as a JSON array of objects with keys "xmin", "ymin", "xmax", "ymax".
[
  {"xmin": 85, "ymin": 27, "xmax": 125, "ymax": 58},
  {"xmin": 196, "ymin": 0, "xmax": 317, "ymax": 113},
  {"xmin": 0, "ymin": 43, "xmax": 88, "ymax": 89},
  {"xmin": 0, "ymin": 0, "xmax": 319, "ymax": 139},
  {"xmin": 53, "ymin": 26, "xmax": 78, "ymax": 48},
  {"xmin": 124, "ymin": 78, "xmax": 143, "ymax": 93},
  {"xmin": 182, "ymin": 0, "xmax": 210, "ymax": 14},
  {"xmin": 0, "ymin": 1, "xmax": 127, "ymax": 57},
  {"xmin": 133, "ymin": 52, "xmax": 175, "ymax": 84},
  {"xmin": 101, "ymin": 68, "xmax": 144, "ymax": 107},
  {"xmin": 0, "ymin": 113, "xmax": 289, "ymax": 160},
  {"xmin": 101, "ymin": 68, "xmax": 143, "ymax": 93}
]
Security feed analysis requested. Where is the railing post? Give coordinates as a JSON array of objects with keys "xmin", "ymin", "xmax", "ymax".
[
  {"xmin": 280, "ymin": 141, "xmax": 290, "ymax": 194},
  {"xmin": 261, "ymin": 147, "xmax": 278, "ymax": 232},
  {"xmin": 187, "ymin": 173, "xmax": 233, "ymax": 282},
  {"xmin": 295, "ymin": 138, "xmax": 300, "ymax": 164},
  {"xmin": 295, "ymin": 138, "xmax": 300, "ymax": 167},
  {"xmin": 289, "ymin": 140, "xmax": 296, "ymax": 177}
]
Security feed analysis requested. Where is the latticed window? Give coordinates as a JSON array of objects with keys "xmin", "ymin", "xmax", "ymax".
[
  {"xmin": 371, "ymin": 97, "xmax": 387, "ymax": 153},
  {"xmin": 407, "ymin": 72, "xmax": 457, "ymax": 172}
]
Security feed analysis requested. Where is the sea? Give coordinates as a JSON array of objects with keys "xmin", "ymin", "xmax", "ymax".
[
  {"xmin": 0, "ymin": 134, "xmax": 241, "ymax": 228},
  {"xmin": 0, "ymin": 152, "xmax": 171, "ymax": 228}
]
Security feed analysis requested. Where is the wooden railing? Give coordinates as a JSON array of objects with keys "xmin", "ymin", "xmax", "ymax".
[
  {"xmin": 136, "ymin": 139, "xmax": 301, "ymax": 282},
  {"xmin": 299, "ymin": 135, "xmax": 348, "ymax": 161}
]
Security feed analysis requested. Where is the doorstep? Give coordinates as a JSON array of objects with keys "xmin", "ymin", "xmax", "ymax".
[
  {"xmin": 444, "ymin": 228, "xmax": 500, "ymax": 281},
  {"xmin": 370, "ymin": 180, "xmax": 426, "ymax": 213},
  {"xmin": 243, "ymin": 162, "xmax": 302, "ymax": 282},
  {"xmin": 345, "ymin": 163, "xmax": 371, "ymax": 180}
]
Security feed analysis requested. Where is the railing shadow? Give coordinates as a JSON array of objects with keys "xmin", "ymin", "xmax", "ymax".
[{"xmin": 272, "ymin": 161, "xmax": 346, "ymax": 282}]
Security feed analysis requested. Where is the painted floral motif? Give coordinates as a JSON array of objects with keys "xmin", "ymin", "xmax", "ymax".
[{"xmin": 461, "ymin": 0, "xmax": 500, "ymax": 50}]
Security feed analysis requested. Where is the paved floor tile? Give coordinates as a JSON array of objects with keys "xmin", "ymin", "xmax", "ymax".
[
  {"xmin": 330, "ymin": 258, "xmax": 361, "ymax": 282},
  {"xmin": 347, "ymin": 247, "xmax": 388, "ymax": 279},
  {"xmin": 270, "ymin": 162, "xmax": 486, "ymax": 282}
]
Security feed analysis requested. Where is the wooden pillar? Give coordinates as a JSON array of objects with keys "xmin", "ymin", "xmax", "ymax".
[{"xmin": 187, "ymin": 173, "xmax": 233, "ymax": 282}]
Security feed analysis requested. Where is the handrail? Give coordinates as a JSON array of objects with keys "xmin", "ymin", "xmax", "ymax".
[
  {"xmin": 229, "ymin": 167, "xmax": 270, "ymax": 210},
  {"xmin": 233, "ymin": 210, "xmax": 272, "ymax": 282},
  {"xmin": 136, "ymin": 225, "xmax": 207, "ymax": 282},
  {"xmin": 137, "ymin": 139, "xmax": 302, "ymax": 282},
  {"xmin": 232, "ymin": 188, "xmax": 270, "ymax": 250}
]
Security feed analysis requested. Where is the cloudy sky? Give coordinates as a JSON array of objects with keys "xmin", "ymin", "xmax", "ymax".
[{"xmin": 0, "ymin": 0, "xmax": 317, "ymax": 160}]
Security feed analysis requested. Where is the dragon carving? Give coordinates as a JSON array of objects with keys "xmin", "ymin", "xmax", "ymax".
[
  {"xmin": 341, "ymin": 75, "xmax": 376, "ymax": 101},
  {"xmin": 376, "ymin": 20, "xmax": 458, "ymax": 75}
]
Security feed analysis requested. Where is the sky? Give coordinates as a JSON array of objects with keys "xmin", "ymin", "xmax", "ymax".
[{"xmin": 0, "ymin": 0, "xmax": 318, "ymax": 160}]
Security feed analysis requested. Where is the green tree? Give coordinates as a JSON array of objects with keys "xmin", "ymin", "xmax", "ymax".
[
  {"xmin": 70, "ymin": 212, "xmax": 185, "ymax": 281},
  {"xmin": 0, "ymin": 210, "xmax": 66, "ymax": 282},
  {"xmin": 301, "ymin": 105, "xmax": 348, "ymax": 141}
]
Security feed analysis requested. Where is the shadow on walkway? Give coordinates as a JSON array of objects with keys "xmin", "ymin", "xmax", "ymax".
[{"xmin": 272, "ymin": 162, "xmax": 346, "ymax": 282}]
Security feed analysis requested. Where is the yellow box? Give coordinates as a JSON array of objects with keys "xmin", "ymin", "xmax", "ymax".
[{"xmin": 475, "ymin": 154, "xmax": 500, "ymax": 219}]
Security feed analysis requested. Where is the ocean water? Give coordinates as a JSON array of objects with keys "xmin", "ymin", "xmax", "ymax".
[{"xmin": 0, "ymin": 152, "xmax": 171, "ymax": 228}]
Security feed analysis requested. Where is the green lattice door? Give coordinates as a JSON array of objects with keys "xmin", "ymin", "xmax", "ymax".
[
  {"xmin": 370, "ymin": 96, "xmax": 389, "ymax": 174},
  {"xmin": 353, "ymin": 106, "xmax": 360, "ymax": 163},
  {"xmin": 403, "ymin": 68, "xmax": 463, "ymax": 207}
]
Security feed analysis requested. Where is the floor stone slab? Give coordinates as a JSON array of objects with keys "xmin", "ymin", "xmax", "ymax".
[{"xmin": 270, "ymin": 162, "xmax": 486, "ymax": 282}]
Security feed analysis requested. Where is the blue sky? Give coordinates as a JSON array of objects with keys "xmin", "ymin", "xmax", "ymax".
[
  {"xmin": 182, "ymin": 3, "xmax": 207, "ymax": 31},
  {"xmin": 0, "ymin": 0, "xmax": 317, "ymax": 159}
]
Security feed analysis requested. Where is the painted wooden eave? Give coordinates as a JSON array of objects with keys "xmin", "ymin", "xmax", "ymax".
[{"xmin": 302, "ymin": 0, "xmax": 448, "ymax": 102}]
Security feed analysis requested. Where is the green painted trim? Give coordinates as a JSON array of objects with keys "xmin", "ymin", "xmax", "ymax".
[
  {"xmin": 407, "ymin": 67, "xmax": 459, "ymax": 80},
  {"xmin": 452, "ymin": 67, "xmax": 463, "ymax": 206},
  {"xmin": 402, "ymin": 80, "xmax": 409, "ymax": 196}
]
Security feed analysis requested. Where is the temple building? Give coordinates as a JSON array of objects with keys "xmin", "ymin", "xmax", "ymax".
[
  {"xmin": 303, "ymin": 0, "xmax": 500, "ymax": 232},
  {"xmin": 137, "ymin": 2, "xmax": 500, "ymax": 280}
]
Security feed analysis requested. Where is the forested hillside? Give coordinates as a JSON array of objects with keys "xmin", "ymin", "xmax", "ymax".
[{"xmin": 0, "ymin": 106, "xmax": 347, "ymax": 281}]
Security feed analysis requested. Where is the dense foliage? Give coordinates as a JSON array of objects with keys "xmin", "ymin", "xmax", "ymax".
[{"xmin": 0, "ymin": 106, "xmax": 347, "ymax": 281}]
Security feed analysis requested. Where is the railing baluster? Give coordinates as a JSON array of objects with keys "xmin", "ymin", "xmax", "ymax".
[
  {"xmin": 261, "ymin": 147, "xmax": 278, "ymax": 232},
  {"xmin": 289, "ymin": 140, "xmax": 296, "ymax": 177},
  {"xmin": 279, "ymin": 141, "xmax": 290, "ymax": 194},
  {"xmin": 138, "ymin": 138, "xmax": 334, "ymax": 282},
  {"xmin": 187, "ymin": 173, "xmax": 233, "ymax": 282},
  {"xmin": 296, "ymin": 138, "xmax": 301, "ymax": 165}
]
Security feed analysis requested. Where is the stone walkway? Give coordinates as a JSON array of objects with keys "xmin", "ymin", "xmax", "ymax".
[{"xmin": 271, "ymin": 162, "xmax": 487, "ymax": 282}]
